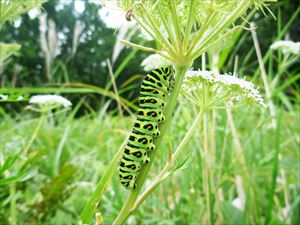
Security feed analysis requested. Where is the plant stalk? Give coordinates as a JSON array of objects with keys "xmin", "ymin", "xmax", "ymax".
[
  {"xmin": 79, "ymin": 138, "xmax": 127, "ymax": 223},
  {"xmin": 22, "ymin": 113, "xmax": 46, "ymax": 155},
  {"xmin": 133, "ymin": 108, "xmax": 205, "ymax": 210}
]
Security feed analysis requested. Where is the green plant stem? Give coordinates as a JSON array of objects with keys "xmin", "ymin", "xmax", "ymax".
[
  {"xmin": 107, "ymin": 59, "xmax": 125, "ymax": 128},
  {"xmin": 131, "ymin": 15, "xmax": 177, "ymax": 60},
  {"xmin": 9, "ymin": 183, "xmax": 17, "ymax": 225},
  {"xmin": 169, "ymin": 0, "xmax": 181, "ymax": 51},
  {"xmin": 251, "ymin": 24, "xmax": 277, "ymax": 129},
  {"xmin": 120, "ymin": 40, "xmax": 173, "ymax": 62},
  {"xmin": 22, "ymin": 113, "xmax": 46, "ymax": 155},
  {"xmin": 112, "ymin": 65, "xmax": 191, "ymax": 225},
  {"xmin": 143, "ymin": 10, "xmax": 178, "ymax": 58},
  {"xmin": 156, "ymin": 5, "xmax": 176, "ymax": 47},
  {"xmin": 265, "ymin": 111, "xmax": 281, "ymax": 224},
  {"xmin": 133, "ymin": 108, "xmax": 205, "ymax": 210},
  {"xmin": 105, "ymin": 46, "xmax": 139, "ymax": 91},
  {"xmin": 79, "ymin": 138, "xmax": 127, "ymax": 223},
  {"xmin": 182, "ymin": 0, "xmax": 195, "ymax": 52},
  {"xmin": 9, "ymin": 113, "xmax": 46, "ymax": 224},
  {"xmin": 189, "ymin": 1, "xmax": 250, "ymax": 60},
  {"xmin": 253, "ymin": 6, "xmax": 300, "ymax": 80}
]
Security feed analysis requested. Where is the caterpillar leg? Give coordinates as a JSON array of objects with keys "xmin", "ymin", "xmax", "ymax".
[{"xmin": 145, "ymin": 157, "xmax": 150, "ymax": 163}]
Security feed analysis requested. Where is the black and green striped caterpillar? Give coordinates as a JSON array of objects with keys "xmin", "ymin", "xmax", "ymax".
[{"xmin": 119, "ymin": 67, "xmax": 175, "ymax": 189}]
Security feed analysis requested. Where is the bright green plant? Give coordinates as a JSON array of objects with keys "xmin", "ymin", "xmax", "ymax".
[
  {"xmin": 0, "ymin": 0, "xmax": 46, "ymax": 29},
  {"xmin": 0, "ymin": 0, "xmax": 47, "ymax": 188},
  {"xmin": 80, "ymin": 1, "xmax": 276, "ymax": 224},
  {"xmin": 0, "ymin": 0, "xmax": 46, "ymax": 99}
]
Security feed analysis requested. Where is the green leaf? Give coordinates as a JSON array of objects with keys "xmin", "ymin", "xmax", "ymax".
[
  {"xmin": 0, "ymin": 169, "xmax": 28, "ymax": 186},
  {"xmin": 220, "ymin": 201, "xmax": 245, "ymax": 224},
  {"xmin": 0, "ymin": 0, "xmax": 47, "ymax": 28},
  {"xmin": 0, "ymin": 42, "xmax": 21, "ymax": 63},
  {"xmin": 0, "ymin": 154, "xmax": 20, "ymax": 175},
  {"xmin": 172, "ymin": 150, "xmax": 193, "ymax": 173}
]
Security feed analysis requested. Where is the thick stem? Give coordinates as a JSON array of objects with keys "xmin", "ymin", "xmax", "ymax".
[{"xmin": 112, "ymin": 65, "xmax": 191, "ymax": 225}]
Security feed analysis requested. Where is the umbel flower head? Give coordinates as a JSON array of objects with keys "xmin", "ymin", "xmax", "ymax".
[
  {"xmin": 270, "ymin": 40, "xmax": 300, "ymax": 56},
  {"xmin": 28, "ymin": 94, "xmax": 72, "ymax": 112},
  {"xmin": 115, "ymin": 0, "xmax": 274, "ymax": 67},
  {"xmin": 181, "ymin": 70, "xmax": 266, "ymax": 109}
]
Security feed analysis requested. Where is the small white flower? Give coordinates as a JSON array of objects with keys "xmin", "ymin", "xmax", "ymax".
[
  {"xmin": 270, "ymin": 40, "xmax": 300, "ymax": 55},
  {"xmin": 28, "ymin": 8, "xmax": 42, "ymax": 20},
  {"xmin": 0, "ymin": 94, "xmax": 8, "ymax": 100},
  {"xmin": 232, "ymin": 197, "xmax": 244, "ymax": 211},
  {"xmin": 17, "ymin": 96, "xmax": 24, "ymax": 101},
  {"xmin": 29, "ymin": 95, "xmax": 72, "ymax": 108},
  {"xmin": 127, "ymin": 215, "xmax": 136, "ymax": 225},
  {"xmin": 98, "ymin": 0, "xmax": 136, "ymax": 29},
  {"xmin": 182, "ymin": 70, "xmax": 266, "ymax": 108},
  {"xmin": 141, "ymin": 53, "xmax": 172, "ymax": 71}
]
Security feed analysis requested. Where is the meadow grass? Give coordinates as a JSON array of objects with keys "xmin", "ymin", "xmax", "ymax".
[{"xmin": 0, "ymin": 96, "xmax": 299, "ymax": 224}]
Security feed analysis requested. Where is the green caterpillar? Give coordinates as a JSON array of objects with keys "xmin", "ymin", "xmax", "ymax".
[{"xmin": 119, "ymin": 67, "xmax": 174, "ymax": 189}]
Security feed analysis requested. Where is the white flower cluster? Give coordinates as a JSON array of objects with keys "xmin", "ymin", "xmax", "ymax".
[
  {"xmin": 182, "ymin": 70, "xmax": 266, "ymax": 108},
  {"xmin": 141, "ymin": 53, "xmax": 172, "ymax": 71},
  {"xmin": 29, "ymin": 95, "xmax": 72, "ymax": 108},
  {"xmin": 0, "ymin": 94, "xmax": 8, "ymax": 100},
  {"xmin": 0, "ymin": 94, "xmax": 24, "ymax": 101},
  {"xmin": 99, "ymin": 0, "xmax": 136, "ymax": 29},
  {"xmin": 270, "ymin": 40, "xmax": 300, "ymax": 56}
]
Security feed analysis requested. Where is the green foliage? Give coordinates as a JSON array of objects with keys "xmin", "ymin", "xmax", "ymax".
[
  {"xmin": 0, "ymin": 0, "xmax": 46, "ymax": 29},
  {"xmin": 0, "ymin": 0, "xmax": 147, "ymax": 89},
  {"xmin": 0, "ymin": 96, "xmax": 299, "ymax": 224},
  {"xmin": 0, "ymin": 43, "xmax": 21, "ymax": 64},
  {"xmin": 220, "ymin": 201, "xmax": 245, "ymax": 224},
  {"xmin": 32, "ymin": 164, "xmax": 77, "ymax": 221},
  {"xmin": 0, "ymin": 153, "xmax": 28, "ymax": 186}
]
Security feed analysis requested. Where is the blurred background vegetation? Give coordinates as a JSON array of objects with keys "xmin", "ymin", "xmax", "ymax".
[
  {"xmin": 1, "ymin": 0, "xmax": 298, "ymax": 111},
  {"xmin": 0, "ymin": 0, "xmax": 299, "ymax": 224}
]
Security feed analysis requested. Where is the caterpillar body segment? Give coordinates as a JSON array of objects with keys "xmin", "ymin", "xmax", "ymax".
[
  {"xmin": 151, "ymin": 68, "xmax": 173, "ymax": 87},
  {"xmin": 123, "ymin": 146, "xmax": 149, "ymax": 164},
  {"xmin": 128, "ymin": 132, "xmax": 155, "ymax": 150},
  {"xmin": 140, "ymin": 86, "xmax": 167, "ymax": 100},
  {"xmin": 139, "ymin": 96, "xmax": 166, "ymax": 108},
  {"xmin": 133, "ymin": 120, "xmax": 160, "ymax": 137},
  {"xmin": 137, "ymin": 108, "xmax": 165, "ymax": 122},
  {"xmin": 119, "ymin": 67, "xmax": 174, "ymax": 190}
]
